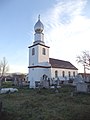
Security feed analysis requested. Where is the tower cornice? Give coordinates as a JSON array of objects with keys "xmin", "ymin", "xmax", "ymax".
[{"xmin": 28, "ymin": 43, "xmax": 50, "ymax": 48}]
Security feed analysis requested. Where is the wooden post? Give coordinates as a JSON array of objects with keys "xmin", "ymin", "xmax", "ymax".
[{"xmin": 84, "ymin": 64, "xmax": 86, "ymax": 79}]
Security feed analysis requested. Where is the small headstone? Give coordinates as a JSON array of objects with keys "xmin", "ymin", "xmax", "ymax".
[
  {"xmin": 57, "ymin": 86, "xmax": 61, "ymax": 88},
  {"xmin": 50, "ymin": 86, "xmax": 55, "ymax": 89},
  {"xmin": 0, "ymin": 101, "xmax": 2, "ymax": 114},
  {"xmin": 70, "ymin": 92, "xmax": 73, "ymax": 97},
  {"xmin": 55, "ymin": 89, "xmax": 59, "ymax": 93},
  {"xmin": 19, "ymin": 79, "xmax": 23, "ymax": 88}
]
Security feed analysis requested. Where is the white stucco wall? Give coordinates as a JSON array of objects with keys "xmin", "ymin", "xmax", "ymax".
[
  {"xmin": 34, "ymin": 33, "xmax": 44, "ymax": 42},
  {"xmin": 29, "ymin": 44, "xmax": 49, "ymax": 66},
  {"xmin": 29, "ymin": 43, "xmax": 51, "ymax": 88},
  {"xmin": 38, "ymin": 45, "xmax": 49, "ymax": 63},
  {"xmin": 29, "ymin": 46, "xmax": 38, "ymax": 66},
  {"xmin": 51, "ymin": 68, "xmax": 78, "ymax": 80},
  {"xmin": 29, "ymin": 67, "xmax": 51, "ymax": 88}
]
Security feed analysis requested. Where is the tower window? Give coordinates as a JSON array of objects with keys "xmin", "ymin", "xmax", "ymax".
[
  {"xmin": 62, "ymin": 71, "xmax": 65, "ymax": 77},
  {"xmin": 55, "ymin": 70, "xmax": 58, "ymax": 78},
  {"xmin": 42, "ymin": 48, "xmax": 46, "ymax": 55},
  {"xmin": 32, "ymin": 48, "xmax": 35, "ymax": 55}
]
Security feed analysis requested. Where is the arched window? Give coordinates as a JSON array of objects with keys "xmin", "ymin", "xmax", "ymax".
[
  {"xmin": 73, "ymin": 71, "xmax": 75, "ymax": 77},
  {"xmin": 42, "ymin": 48, "xmax": 46, "ymax": 55},
  {"xmin": 32, "ymin": 48, "xmax": 35, "ymax": 55},
  {"xmin": 55, "ymin": 70, "xmax": 58, "ymax": 78},
  {"xmin": 62, "ymin": 71, "xmax": 65, "ymax": 77},
  {"xmin": 68, "ymin": 71, "xmax": 71, "ymax": 77}
]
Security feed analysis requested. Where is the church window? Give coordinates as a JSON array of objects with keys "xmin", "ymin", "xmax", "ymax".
[
  {"xmin": 32, "ymin": 48, "xmax": 35, "ymax": 55},
  {"xmin": 68, "ymin": 71, "xmax": 71, "ymax": 77},
  {"xmin": 62, "ymin": 71, "xmax": 65, "ymax": 77},
  {"xmin": 55, "ymin": 70, "xmax": 58, "ymax": 78},
  {"xmin": 42, "ymin": 48, "xmax": 46, "ymax": 55},
  {"xmin": 73, "ymin": 71, "xmax": 75, "ymax": 77}
]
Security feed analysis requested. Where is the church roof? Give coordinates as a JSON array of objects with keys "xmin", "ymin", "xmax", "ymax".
[{"xmin": 49, "ymin": 58, "xmax": 78, "ymax": 70}]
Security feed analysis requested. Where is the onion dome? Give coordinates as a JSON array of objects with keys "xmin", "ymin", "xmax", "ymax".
[{"xmin": 34, "ymin": 15, "xmax": 44, "ymax": 33}]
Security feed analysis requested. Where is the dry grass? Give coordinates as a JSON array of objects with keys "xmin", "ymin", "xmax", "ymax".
[{"xmin": 0, "ymin": 84, "xmax": 90, "ymax": 120}]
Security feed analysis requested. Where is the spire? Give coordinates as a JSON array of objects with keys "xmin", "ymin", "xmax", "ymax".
[
  {"xmin": 34, "ymin": 15, "xmax": 44, "ymax": 44},
  {"xmin": 34, "ymin": 15, "xmax": 44, "ymax": 33}
]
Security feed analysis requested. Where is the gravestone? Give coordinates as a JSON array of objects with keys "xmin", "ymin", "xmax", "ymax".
[
  {"xmin": 75, "ymin": 75, "xmax": 90, "ymax": 93},
  {"xmin": 18, "ymin": 78, "xmax": 23, "ymax": 88},
  {"xmin": 76, "ymin": 82, "xmax": 88, "ymax": 92},
  {"xmin": 40, "ymin": 75, "xmax": 49, "ymax": 88},
  {"xmin": 13, "ymin": 77, "xmax": 18, "ymax": 86},
  {"xmin": 73, "ymin": 74, "xmax": 84, "ymax": 86}
]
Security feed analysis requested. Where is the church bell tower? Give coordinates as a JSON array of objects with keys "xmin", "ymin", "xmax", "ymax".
[{"xmin": 28, "ymin": 15, "xmax": 51, "ymax": 88}]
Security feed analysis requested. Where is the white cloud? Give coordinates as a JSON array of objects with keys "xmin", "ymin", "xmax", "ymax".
[{"xmin": 41, "ymin": 0, "xmax": 90, "ymax": 72}]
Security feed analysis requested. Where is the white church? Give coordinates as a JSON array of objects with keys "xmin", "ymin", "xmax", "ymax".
[{"xmin": 28, "ymin": 16, "xmax": 78, "ymax": 88}]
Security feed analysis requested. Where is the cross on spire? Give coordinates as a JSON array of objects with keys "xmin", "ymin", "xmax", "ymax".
[{"xmin": 38, "ymin": 14, "xmax": 40, "ymax": 20}]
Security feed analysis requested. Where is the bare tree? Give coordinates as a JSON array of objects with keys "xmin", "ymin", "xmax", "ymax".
[
  {"xmin": 0, "ymin": 57, "xmax": 9, "ymax": 86},
  {"xmin": 76, "ymin": 51, "xmax": 90, "ymax": 78}
]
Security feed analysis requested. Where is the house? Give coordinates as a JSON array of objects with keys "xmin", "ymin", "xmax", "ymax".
[{"xmin": 28, "ymin": 15, "xmax": 78, "ymax": 88}]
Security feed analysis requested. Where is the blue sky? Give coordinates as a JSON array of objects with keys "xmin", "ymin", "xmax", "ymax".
[{"xmin": 0, "ymin": 0, "xmax": 90, "ymax": 73}]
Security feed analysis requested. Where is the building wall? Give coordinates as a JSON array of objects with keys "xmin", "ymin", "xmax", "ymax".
[
  {"xmin": 51, "ymin": 68, "xmax": 78, "ymax": 80},
  {"xmin": 29, "ymin": 67, "xmax": 51, "ymax": 88},
  {"xmin": 34, "ymin": 33, "xmax": 44, "ymax": 42},
  {"xmin": 29, "ymin": 45, "xmax": 49, "ymax": 66},
  {"xmin": 29, "ymin": 45, "xmax": 38, "ymax": 66},
  {"xmin": 38, "ymin": 45, "xmax": 49, "ymax": 63}
]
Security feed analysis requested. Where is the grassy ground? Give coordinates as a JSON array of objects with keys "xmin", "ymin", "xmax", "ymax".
[{"xmin": 0, "ymin": 83, "xmax": 90, "ymax": 120}]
